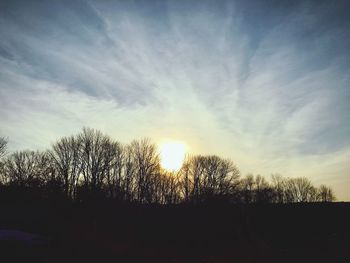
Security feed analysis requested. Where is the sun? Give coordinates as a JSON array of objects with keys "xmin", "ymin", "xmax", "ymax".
[{"xmin": 159, "ymin": 140, "xmax": 186, "ymax": 171}]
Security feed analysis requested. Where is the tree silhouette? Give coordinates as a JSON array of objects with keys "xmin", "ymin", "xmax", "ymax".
[
  {"xmin": 1, "ymin": 151, "xmax": 50, "ymax": 187},
  {"xmin": 284, "ymin": 177, "xmax": 316, "ymax": 202},
  {"xmin": 271, "ymin": 174, "xmax": 287, "ymax": 203},
  {"xmin": 318, "ymin": 184, "xmax": 336, "ymax": 202},
  {"xmin": 0, "ymin": 128, "xmax": 337, "ymax": 204},
  {"xmin": 73, "ymin": 128, "xmax": 121, "ymax": 201},
  {"xmin": 49, "ymin": 135, "xmax": 82, "ymax": 198},
  {"xmin": 240, "ymin": 174, "xmax": 255, "ymax": 203},
  {"xmin": 0, "ymin": 137, "xmax": 7, "ymax": 159},
  {"xmin": 129, "ymin": 138, "xmax": 161, "ymax": 203}
]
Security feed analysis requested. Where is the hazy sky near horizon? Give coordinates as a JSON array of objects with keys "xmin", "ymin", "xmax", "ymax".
[{"xmin": 0, "ymin": 0, "xmax": 350, "ymax": 200}]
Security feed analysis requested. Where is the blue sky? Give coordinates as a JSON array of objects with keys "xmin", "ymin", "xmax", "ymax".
[{"xmin": 0, "ymin": 0, "xmax": 350, "ymax": 200}]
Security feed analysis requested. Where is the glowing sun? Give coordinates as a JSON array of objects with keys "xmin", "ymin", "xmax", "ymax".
[{"xmin": 159, "ymin": 141, "xmax": 186, "ymax": 171}]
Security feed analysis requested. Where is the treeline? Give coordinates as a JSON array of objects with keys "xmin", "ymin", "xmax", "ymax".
[{"xmin": 0, "ymin": 128, "xmax": 335, "ymax": 204}]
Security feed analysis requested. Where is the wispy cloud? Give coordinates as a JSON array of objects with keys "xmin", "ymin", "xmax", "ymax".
[{"xmin": 0, "ymin": 0, "xmax": 349, "ymax": 199}]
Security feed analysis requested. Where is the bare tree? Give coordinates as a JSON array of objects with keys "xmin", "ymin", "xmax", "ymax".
[
  {"xmin": 240, "ymin": 174, "xmax": 255, "ymax": 204},
  {"xmin": 318, "ymin": 185, "xmax": 336, "ymax": 202},
  {"xmin": 49, "ymin": 136, "xmax": 82, "ymax": 198},
  {"xmin": 153, "ymin": 170, "xmax": 181, "ymax": 204},
  {"xmin": 129, "ymin": 138, "xmax": 160, "ymax": 203},
  {"xmin": 122, "ymin": 144, "xmax": 137, "ymax": 201},
  {"xmin": 182, "ymin": 155, "xmax": 205, "ymax": 202},
  {"xmin": 2, "ymin": 151, "xmax": 50, "ymax": 187},
  {"xmin": 179, "ymin": 155, "xmax": 240, "ymax": 203},
  {"xmin": 284, "ymin": 177, "xmax": 316, "ymax": 203},
  {"xmin": 254, "ymin": 174, "xmax": 274, "ymax": 203},
  {"xmin": 179, "ymin": 157, "xmax": 192, "ymax": 202},
  {"xmin": 0, "ymin": 137, "xmax": 7, "ymax": 159},
  {"xmin": 202, "ymin": 155, "xmax": 240, "ymax": 196},
  {"xmin": 271, "ymin": 174, "xmax": 286, "ymax": 203},
  {"xmin": 0, "ymin": 137, "xmax": 8, "ymax": 184},
  {"xmin": 104, "ymin": 141, "xmax": 124, "ymax": 200},
  {"xmin": 78, "ymin": 128, "xmax": 118, "ymax": 194}
]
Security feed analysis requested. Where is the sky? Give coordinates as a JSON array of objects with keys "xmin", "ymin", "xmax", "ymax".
[{"xmin": 0, "ymin": 0, "xmax": 349, "ymax": 200}]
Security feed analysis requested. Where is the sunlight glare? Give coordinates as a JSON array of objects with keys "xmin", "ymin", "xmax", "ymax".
[{"xmin": 159, "ymin": 141, "xmax": 186, "ymax": 171}]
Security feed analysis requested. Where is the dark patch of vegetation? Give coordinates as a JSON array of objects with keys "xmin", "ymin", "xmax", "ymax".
[
  {"xmin": 0, "ymin": 129, "xmax": 335, "ymax": 205},
  {"xmin": 0, "ymin": 199, "xmax": 349, "ymax": 262}
]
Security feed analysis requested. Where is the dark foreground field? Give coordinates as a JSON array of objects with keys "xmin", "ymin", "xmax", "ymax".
[{"xmin": 0, "ymin": 200, "xmax": 349, "ymax": 263}]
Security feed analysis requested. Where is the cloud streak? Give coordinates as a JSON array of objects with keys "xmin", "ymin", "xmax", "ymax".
[{"xmin": 0, "ymin": 0, "xmax": 349, "ymax": 199}]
